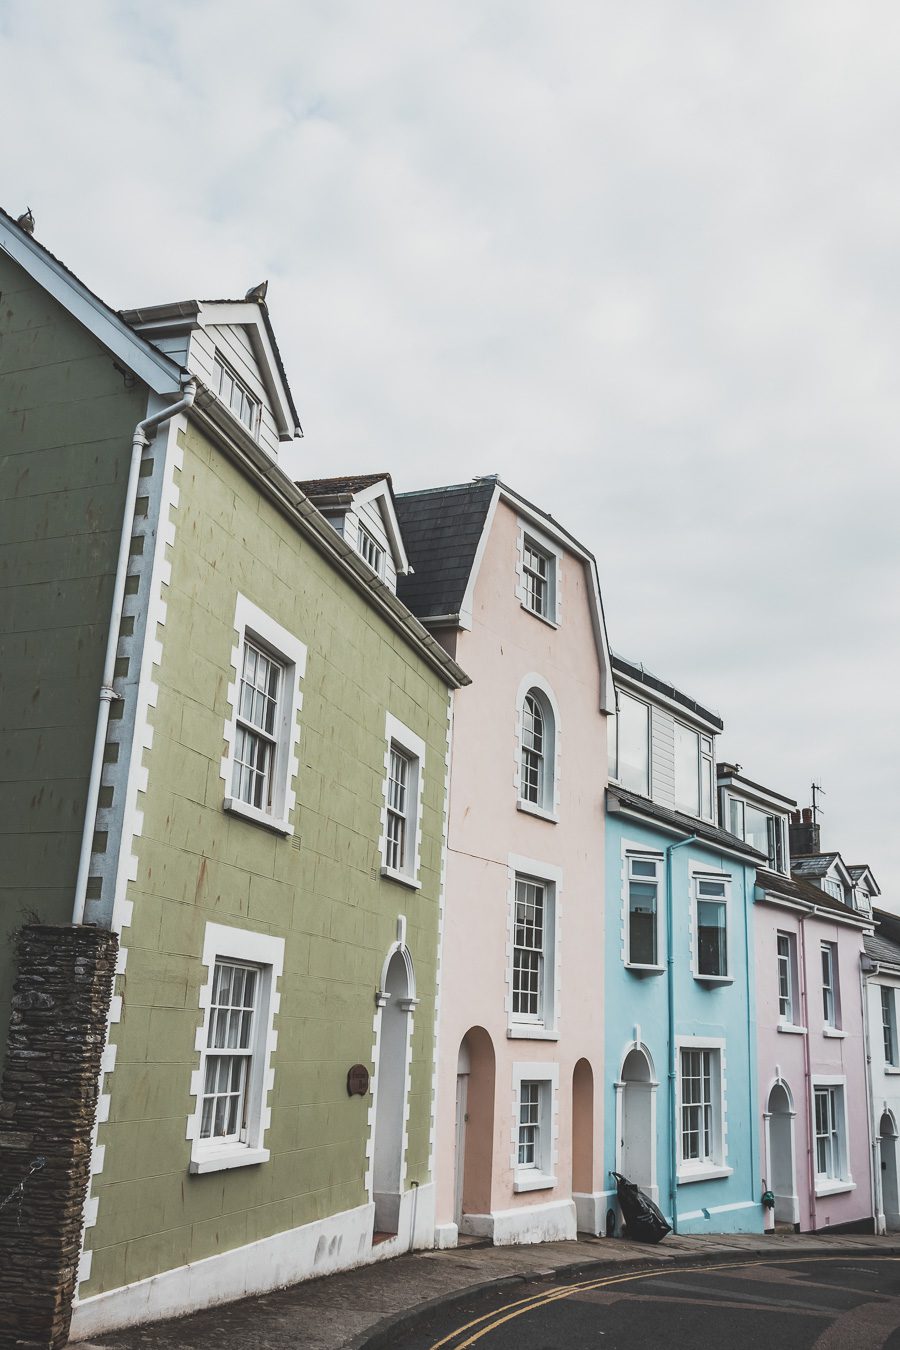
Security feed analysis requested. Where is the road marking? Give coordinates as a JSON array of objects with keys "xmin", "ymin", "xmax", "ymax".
[{"xmin": 426, "ymin": 1254, "xmax": 900, "ymax": 1349}]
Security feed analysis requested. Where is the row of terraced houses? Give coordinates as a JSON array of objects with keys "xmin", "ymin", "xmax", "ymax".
[{"xmin": 1, "ymin": 208, "xmax": 898, "ymax": 1348}]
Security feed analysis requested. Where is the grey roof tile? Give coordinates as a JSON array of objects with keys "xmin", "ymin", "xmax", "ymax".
[
  {"xmin": 606, "ymin": 785, "xmax": 764, "ymax": 860},
  {"xmin": 395, "ymin": 481, "xmax": 496, "ymax": 619}
]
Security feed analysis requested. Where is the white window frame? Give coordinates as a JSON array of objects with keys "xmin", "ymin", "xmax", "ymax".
[
  {"xmin": 675, "ymin": 1035, "xmax": 731, "ymax": 1183},
  {"xmin": 821, "ymin": 941, "xmax": 841, "ymax": 1030},
  {"xmin": 379, "ymin": 713, "xmax": 426, "ymax": 889},
  {"xmin": 623, "ymin": 848, "xmax": 664, "ymax": 972},
  {"xmin": 507, "ymin": 855, "xmax": 561, "ymax": 1040},
  {"xmin": 211, "ymin": 350, "xmax": 261, "ymax": 438},
  {"xmin": 725, "ymin": 795, "xmax": 787, "ymax": 874},
  {"xmin": 511, "ymin": 1062, "xmax": 558, "ymax": 1192},
  {"xmin": 776, "ymin": 930, "xmax": 799, "ymax": 1026},
  {"xmin": 222, "ymin": 595, "xmax": 306, "ymax": 835},
  {"xmin": 514, "ymin": 674, "xmax": 560, "ymax": 822},
  {"xmin": 882, "ymin": 986, "xmax": 899, "ymax": 1068},
  {"xmin": 357, "ymin": 522, "xmax": 386, "ymax": 578},
  {"xmin": 691, "ymin": 869, "xmax": 732, "ymax": 983},
  {"xmin": 516, "ymin": 519, "xmax": 561, "ymax": 626},
  {"xmin": 187, "ymin": 923, "xmax": 284, "ymax": 1174},
  {"xmin": 811, "ymin": 1076, "xmax": 853, "ymax": 1195},
  {"xmin": 612, "ymin": 691, "xmax": 651, "ymax": 798}
]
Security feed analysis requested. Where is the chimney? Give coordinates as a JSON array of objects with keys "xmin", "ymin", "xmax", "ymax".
[{"xmin": 790, "ymin": 806, "xmax": 820, "ymax": 857}]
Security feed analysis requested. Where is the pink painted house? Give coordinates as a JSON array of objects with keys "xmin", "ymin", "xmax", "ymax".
[
  {"xmin": 396, "ymin": 478, "xmax": 613, "ymax": 1246},
  {"xmin": 718, "ymin": 768, "xmax": 874, "ymax": 1232}
]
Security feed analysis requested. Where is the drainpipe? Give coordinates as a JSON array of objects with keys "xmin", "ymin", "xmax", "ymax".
[
  {"xmin": 666, "ymin": 834, "xmax": 698, "ymax": 1234},
  {"xmin": 72, "ymin": 380, "xmax": 197, "ymax": 925},
  {"xmin": 860, "ymin": 957, "xmax": 882, "ymax": 1232},
  {"xmin": 742, "ymin": 867, "xmax": 758, "ymax": 1217},
  {"xmin": 798, "ymin": 911, "xmax": 817, "ymax": 1232}
]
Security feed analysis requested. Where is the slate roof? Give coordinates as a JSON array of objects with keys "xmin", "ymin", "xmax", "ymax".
[
  {"xmin": 612, "ymin": 653, "xmax": 723, "ymax": 730},
  {"xmin": 395, "ymin": 480, "xmax": 497, "ymax": 620},
  {"xmin": 756, "ymin": 868, "xmax": 866, "ymax": 922},
  {"xmin": 791, "ymin": 853, "xmax": 841, "ymax": 880},
  {"xmin": 297, "ymin": 473, "xmax": 390, "ymax": 500},
  {"xmin": 606, "ymin": 786, "xmax": 764, "ymax": 861}
]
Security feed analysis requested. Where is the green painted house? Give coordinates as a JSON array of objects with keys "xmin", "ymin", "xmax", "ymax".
[{"xmin": 0, "ymin": 208, "xmax": 467, "ymax": 1342}]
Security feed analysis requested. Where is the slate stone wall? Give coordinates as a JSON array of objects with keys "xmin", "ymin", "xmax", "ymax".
[{"xmin": 0, "ymin": 923, "xmax": 118, "ymax": 1349}]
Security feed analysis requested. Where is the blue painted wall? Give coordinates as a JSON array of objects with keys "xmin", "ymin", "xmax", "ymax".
[{"xmin": 603, "ymin": 810, "xmax": 764, "ymax": 1234}]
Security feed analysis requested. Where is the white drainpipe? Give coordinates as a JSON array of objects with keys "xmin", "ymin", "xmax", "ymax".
[{"xmin": 71, "ymin": 380, "xmax": 197, "ymax": 925}]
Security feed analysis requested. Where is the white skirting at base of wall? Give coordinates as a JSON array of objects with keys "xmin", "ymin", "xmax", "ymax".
[
  {"xmin": 70, "ymin": 1184, "xmax": 435, "ymax": 1341},
  {"xmin": 434, "ymin": 1222, "xmax": 459, "ymax": 1248},
  {"xmin": 459, "ymin": 1197, "xmax": 577, "ymax": 1247},
  {"xmin": 572, "ymin": 1191, "xmax": 607, "ymax": 1236}
]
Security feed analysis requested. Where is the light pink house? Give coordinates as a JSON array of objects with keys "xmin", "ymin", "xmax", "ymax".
[
  {"xmin": 396, "ymin": 478, "xmax": 613, "ymax": 1246},
  {"xmin": 719, "ymin": 770, "xmax": 874, "ymax": 1232}
]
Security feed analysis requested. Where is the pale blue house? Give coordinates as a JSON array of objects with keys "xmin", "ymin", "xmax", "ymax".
[{"xmin": 604, "ymin": 654, "xmax": 765, "ymax": 1235}]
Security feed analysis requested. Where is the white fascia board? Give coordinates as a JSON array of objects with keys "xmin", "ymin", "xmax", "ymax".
[
  {"xmin": 826, "ymin": 855, "xmax": 855, "ymax": 889},
  {"xmin": 853, "ymin": 866, "xmax": 880, "ymax": 896},
  {"xmin": 458, "ymin": 482, "xmax": 501, "ymax": 630},
  {"xmin": 717, "ymin": 776, "xmax": 796, "ymax": 817},
  {"xmin": 196, "ymin": 301, "xmax": 297, "ymax": 439},
  {"xmin": 613, "ymin": 668, "xmax": 722, "ymax": 737},
  {"xmin": 355, "ymin": 479, "xmax": 411, "ymax": 575},
  {"xmin": 0, "ymin": 222, "xmax": 184, "ymax": 396},
  {"xmin": 498, "ymin": 484, "xmax": 614, "ymax": 713}
]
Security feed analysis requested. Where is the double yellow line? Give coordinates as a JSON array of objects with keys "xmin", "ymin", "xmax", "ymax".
[{"xmin": 427, "ymin": 1253, "xmax": 900, "ymax": 1348}]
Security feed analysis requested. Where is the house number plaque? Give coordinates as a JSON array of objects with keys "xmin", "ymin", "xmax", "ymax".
[{"xmin": 347, "ymin": 1064, "xmax": 370, "ymax": 1097}]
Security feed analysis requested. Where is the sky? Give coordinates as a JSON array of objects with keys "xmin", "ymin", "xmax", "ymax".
[{"xmin": 2, "ymin": 1, "xmax": 898, "ymax": 896}]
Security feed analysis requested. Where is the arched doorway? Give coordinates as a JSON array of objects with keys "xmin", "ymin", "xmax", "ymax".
[
  {"xmin": 372, "ymin": 948, "xmax": 415, "ymax": 1235},
  {"xmin": 618, "ymin": 1047, "xmax": 655, "ymax": 1194},
  {"xmin": 455, "ymin": 1027, "xmax": 495, "ymax": 1234},
  {"xmin": 880, "ymin": 1112, "xmax": 900, "ymax": 1230},
  {"xmin": 766, "ymin": 1081, "xmax": 797, "ymax": 1226},
  {"xmin": 572, "ymin": 1058, "xmax": 595, "ymax": 1234}
]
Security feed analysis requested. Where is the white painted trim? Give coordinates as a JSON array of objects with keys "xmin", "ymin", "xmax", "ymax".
[
  {"xmin": 677, "ymin": 1198, "xmax": 759, "ymax": 1222},
  {"xmin": 196, "ymin": 301, "xmax": 297, "ymax": 439},
  {"xmin": 614, "ymin": 1038, "xmax": 659, "ymax": 1199},
  {"xmin": 467, "ymin": 1197, "xmax": 577, "ymax": 1247},
  {"xmin": 515, "ymin": 517, "xmax": 562, "ymax": 627},
  {"xmin": 458, "ymin": 483, "xmax": 501, "ymax": 630},
  {"xmin": 810, "ymin": 1073, "xmax": 853, "ymax": 1191},
  {"xmin": 379, "ymin": 713, "xmax": 426, "ymax": 885},
  {"xmin": 353, "ymin": 479, "xmax": 410, "ymax": 576},
  {"xmin": 220, "ymin": 594, "xmax": 306, "ymax": 834},
  {"xmin": 675, "ymin": 1035, "xmax": 728, "ymax": 1181},
  {"xmin": 513, "ymin": 672, "xmax": 561, "ymax": 819},
  {"xmin": 505, "ymin": 855, "xmax": 563, "ymax": 1037},
  {"xmin": 186, "ymin": 923, "xmax": 284, "ymax": 1172},
  {"xmin": 510, "ymin": 1061, "xmax": 560, "ymax": 1193},
  {"xmin": 70, "ymin": 1188, "xmax": 435, "ymax": 1340},
  {"xmin": 620, "ymin": 838, "xmax": 665, "ymax": 971}
]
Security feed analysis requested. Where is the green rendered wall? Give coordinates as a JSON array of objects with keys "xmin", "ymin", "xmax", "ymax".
[
  {"xmin": 0, "ymin": 253, "xmax": 145, "ymax": 1067},
  {"xmin": 82, "ymin": 418, "xmax": 450, "ymax": 1293}
]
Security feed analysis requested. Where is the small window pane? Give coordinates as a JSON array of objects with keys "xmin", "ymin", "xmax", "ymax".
[
  {"xmin": 618, "ymin": 695, "xmax": 649, "ymax": 796},
  {"xmin": 674, "ymin": 723, "xmax": 700, "ymax": 816},
  {"xmin": 697, "ymin": 900, "xmax": 727, "ymax": 976}
]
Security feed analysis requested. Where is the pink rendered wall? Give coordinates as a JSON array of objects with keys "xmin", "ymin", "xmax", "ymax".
[
  {"xmin": 755, "ymin": 902, "xmax": 872, "ymax": 1232},
  {"xmin": 435, "ymin": 498, "xmax": 607, "ymax": 1229}
]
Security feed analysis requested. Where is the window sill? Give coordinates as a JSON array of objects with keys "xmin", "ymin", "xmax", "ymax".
[
  {"xmin": 815, "ymin": 1180, "xmax": 855, "ymax": 1197},
  {"xmin": 823, "ymin": 1028, "xmax": 846, "ymax": 1039},
  {"xmin": 694, "ymin": 974, "xmax": 734, "ymax": 986},
  {"xmin": 223, "ymin": 797, "xmax": 293, "ymax": 836},
  {"xmin": 380, "ymin": 865, "xmax": 422, "ymax": 891},
  {"xmin": 189, "ymin": 1145, "xmax": 270, "ymax": 1175},
  {"xmin": 884, "ymin": 1067, "xmax": 900, "ymax": 1075},
  {"xmin": 677, "ymin": 1164, "xmax": 733, "ymax": 1185},
  {"xmin": 626, "ymin": 963, "xmax": 666, "ymax": 977},
  {"xmin": 520, "ymin": 601, "xmax": 559, "ymax": 630},
  {"xmin": 516, "ymin": 800, "xmax": 559, "ymax": 824},
  {"xmin": 513, "ymin": 1170, "xmax": 556, "ymax": 1194},
  {"xmin": 507, "ymin": 1026, "xmax": 558, "ymax": 1041},
  {"xmin": 777, "ymin": 1024, "xmax": 807, "ymax": 1036}
]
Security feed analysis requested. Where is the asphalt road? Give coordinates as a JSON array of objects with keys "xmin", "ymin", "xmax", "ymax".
[{"xmin": 383, "ymin": 1256, "xmax": 900, "ymax": 1349}]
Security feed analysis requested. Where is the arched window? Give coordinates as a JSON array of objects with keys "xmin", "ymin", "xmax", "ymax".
[{"xmin": 518, "ymin": 685, "xmax": 556, "ymax": 814}]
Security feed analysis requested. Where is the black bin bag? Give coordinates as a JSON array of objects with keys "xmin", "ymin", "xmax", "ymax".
[{"xmin": 611, "ymin": 1171, "xmax": 671, "ymax": 1244}]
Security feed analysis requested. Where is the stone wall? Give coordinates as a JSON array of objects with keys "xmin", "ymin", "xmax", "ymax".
[{"xmin": 0, "ymin": 924, "xmax": 118, "ymax": 1349}]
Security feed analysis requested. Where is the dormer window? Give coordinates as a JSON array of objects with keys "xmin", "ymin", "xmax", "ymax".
[
  {"xmin": 358, "ymin": 524, "xmax": 386, "ymax": 578},
  {"xmin": 726, "ymin": 797, "xmax": 786, "ymax": 873},
  {"xmin": 212, "ymin": 353, "xmax": 260, "ymax": 437},
  {"xmin": 824, "ymin": 878, "xmax": 844, "ymax": 903}
]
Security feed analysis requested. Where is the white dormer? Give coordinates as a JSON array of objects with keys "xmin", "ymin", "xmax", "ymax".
[
  {"xmin": 120, "ymin": 296, "xmax": 302, "ymax": 461},
  {"xmin": 295, "ymin": 474, "xmax": 410, "ymax": 595},
  {"xmin": 820, "ymin": 856, "xmax": 854, "ymax": 907},
  {"xmin": 850, "ymin": 866, "xmax": 880, "ymax": 916},
  {"xmin": 716, "ymin": 765, "xmax": 796, "ymax": 875}
]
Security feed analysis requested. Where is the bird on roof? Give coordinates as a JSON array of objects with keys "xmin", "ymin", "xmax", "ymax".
[
  {"xmin": 16, "ymin": 208, "xmax": 34, "ymax": 236},
  {"xmin": 245, "ymin": 281, "xmax": 268, "ymax": 302}
]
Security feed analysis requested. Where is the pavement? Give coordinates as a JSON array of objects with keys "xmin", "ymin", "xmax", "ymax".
[{"xmin": 79, "ymin": 1229, "xmax": 900, "ymax": 1350}]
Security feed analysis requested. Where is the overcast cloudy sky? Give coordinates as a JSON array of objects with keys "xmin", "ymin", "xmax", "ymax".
[{"xmin": 3, "ymin": 1, "xmax": 898, "ymax": 896}]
